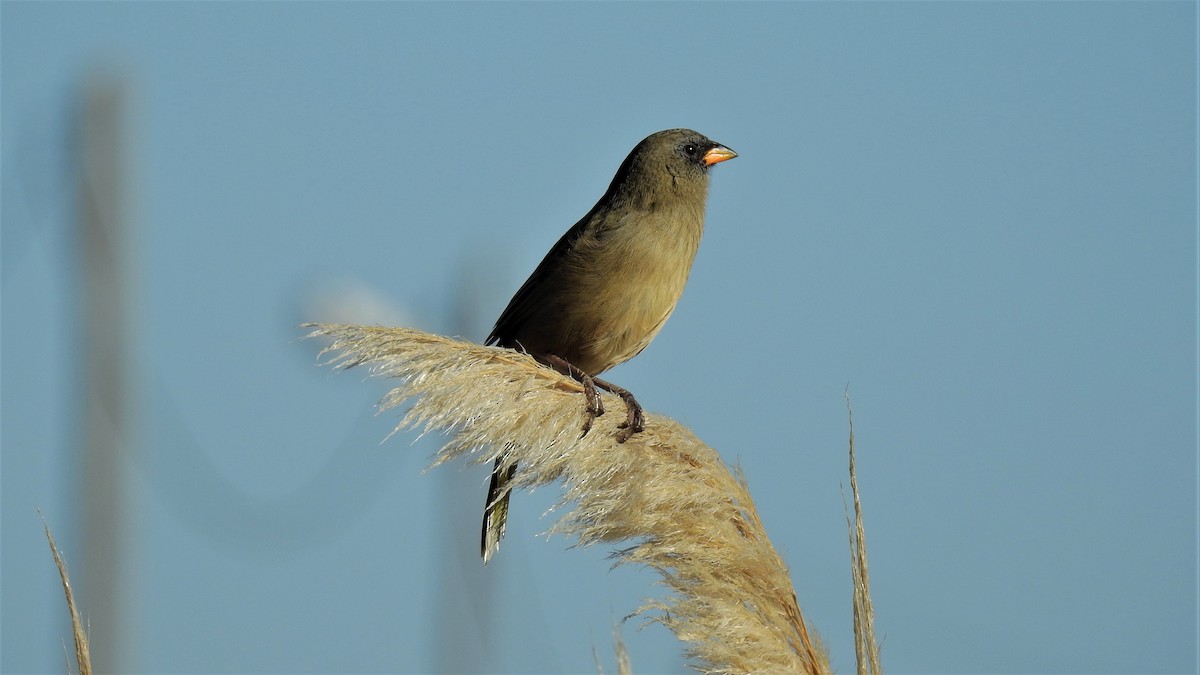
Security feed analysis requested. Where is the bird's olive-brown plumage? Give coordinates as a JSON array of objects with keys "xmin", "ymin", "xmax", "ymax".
[{"xmin": 482, "ymin": 128, "xmax": 736, "ymax": 563}]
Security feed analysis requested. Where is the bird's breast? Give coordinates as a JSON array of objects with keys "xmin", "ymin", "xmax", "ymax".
[{"xmin": 565, "ymin": 206, "xmax": 704, "ymax": 373}]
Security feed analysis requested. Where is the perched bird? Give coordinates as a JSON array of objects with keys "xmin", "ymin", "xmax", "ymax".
[{"xmin": 482, "ymin": 128, "xmax": 736, "ymax": 564}]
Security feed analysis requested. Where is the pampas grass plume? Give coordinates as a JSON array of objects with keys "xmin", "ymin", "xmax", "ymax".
[{"xmin": 308, "ymin": 324, "xmax": 831, "ymax": 674}]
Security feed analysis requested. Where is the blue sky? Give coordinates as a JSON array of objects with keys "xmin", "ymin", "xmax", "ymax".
[{"xmin": 3, "ymin": 2, "xmax": 1196, "ymax": 673}]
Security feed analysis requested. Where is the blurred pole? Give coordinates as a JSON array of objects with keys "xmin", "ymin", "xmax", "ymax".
[{"xmin": 79, "ymin": 75, "xmax": 130, "ymax": 674}]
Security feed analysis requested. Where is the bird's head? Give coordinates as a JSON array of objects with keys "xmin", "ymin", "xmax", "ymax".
[{"xmin": 609, "ymin": 129, "xmax": 737, "ymax": 204}]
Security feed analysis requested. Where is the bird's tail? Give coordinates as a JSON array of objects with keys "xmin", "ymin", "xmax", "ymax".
[{"xmin": 482, "ymin": 457, "xmax": 517, "ymax": 564}]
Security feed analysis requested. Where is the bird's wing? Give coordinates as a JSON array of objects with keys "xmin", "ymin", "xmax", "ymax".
[{"xmin": 486, "ymin": 208, "xmax": 598, "ymax": 347}]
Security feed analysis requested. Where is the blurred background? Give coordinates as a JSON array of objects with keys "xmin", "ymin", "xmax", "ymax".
[{"xmin": 2, "ymin": 3, "xmax": 1196, "ymax": 673}]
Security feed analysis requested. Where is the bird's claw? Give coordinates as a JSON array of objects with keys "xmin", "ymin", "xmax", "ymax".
[
  {"xmin": 614, "ymin": 416, "xmax": 645, "ymax": 443},
  {"xmin": 617, "ymin": 410, "xmax": 645, "ymax": 432},
  {"xmin": 580, "ymin": 405, "xmax": 601, "ymax": 438},
  {"xmin": 613, "ymin": 395, "xmax": 644, "ymax": 444}
]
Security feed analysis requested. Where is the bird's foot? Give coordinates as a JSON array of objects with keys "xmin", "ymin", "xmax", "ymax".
[
  {"xmin": 579, "ymin": 374, "xmax": 604, "ymax": 437},
  {"xmin": 541, "ymin": 354, "xmax": 604, "ymax": 437},
  {"xmin": 594, "ymin": 377, "xmax": 644, "ymax": 443}
]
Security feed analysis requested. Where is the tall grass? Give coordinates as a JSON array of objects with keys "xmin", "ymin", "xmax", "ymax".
[
  {"xmin": 845, "ymin": 395, "xmax": 881, "ymax": 675},
  {"xmin": 42, "ymin": 514, "xmax": 92, "ymax": 675},
  {"xmin": 307, "ymin": 324, "xmax": 833, "ymax": 673}
]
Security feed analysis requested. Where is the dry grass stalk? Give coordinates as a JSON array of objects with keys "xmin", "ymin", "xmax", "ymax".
[
  {"xmin": 41, "ymin": 514, "xmax": 92, "ymax": 675},
  {"xmin": 613, "ymin": 628, "xmax": 633, "ymax": 675},
  {"xmin": 307, "ymin": 324, "xmax": 830, "ymax": 674},
  {"xmin": 592, "ymin": 628, "xmax": 633, "ymax": 675},
  {"xmin": 843, "ymin": 394, "xmax": 881, "ymax": 675}
]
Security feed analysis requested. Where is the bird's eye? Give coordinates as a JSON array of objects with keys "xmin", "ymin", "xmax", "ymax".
[{"xmin": 683, "ymin": 143, "xmax": 698, "ymax": 157}]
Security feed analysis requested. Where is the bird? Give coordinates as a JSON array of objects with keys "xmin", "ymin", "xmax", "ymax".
[{"xmin": 481, "ymin": 128, "xmax": 736, "ymax": 564}]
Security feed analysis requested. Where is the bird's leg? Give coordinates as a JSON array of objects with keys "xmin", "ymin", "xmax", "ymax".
[
  {"xmin": 592, "ymin": 377, "xmax": 644, "ymax": 443},
  {"xmin": 540, "ymin": 354, "xmax": 604, "ymax": 436}
]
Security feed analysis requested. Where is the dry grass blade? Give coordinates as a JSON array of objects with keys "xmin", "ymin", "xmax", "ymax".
[
  {"xmin": 843, "ymin": 393, "xmax": 881, "ymax": 675},
  {"xmin": 592, "ymin": 628, "xmax": 633, "ymax": 675},
  {"xmin": 41, "ymin": 512, "xmax": 92, "ymax": 675},
  {"xmin": 306, "ymin": 324, "xmax": 830, "ymax": 674},
  {"xmin": 613, "ymin": 628, "xmax": 633, "ymax": 675}
]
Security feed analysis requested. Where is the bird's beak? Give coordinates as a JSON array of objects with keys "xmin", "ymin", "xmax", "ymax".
[{"xmin": 703, "ymin": 145, "xmax": 738, "ymax": 166}]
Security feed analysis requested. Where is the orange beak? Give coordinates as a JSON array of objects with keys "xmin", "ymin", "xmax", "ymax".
[{"xmin": 703, "ymin": 145, "xmax": 738, "ymax": 166}]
